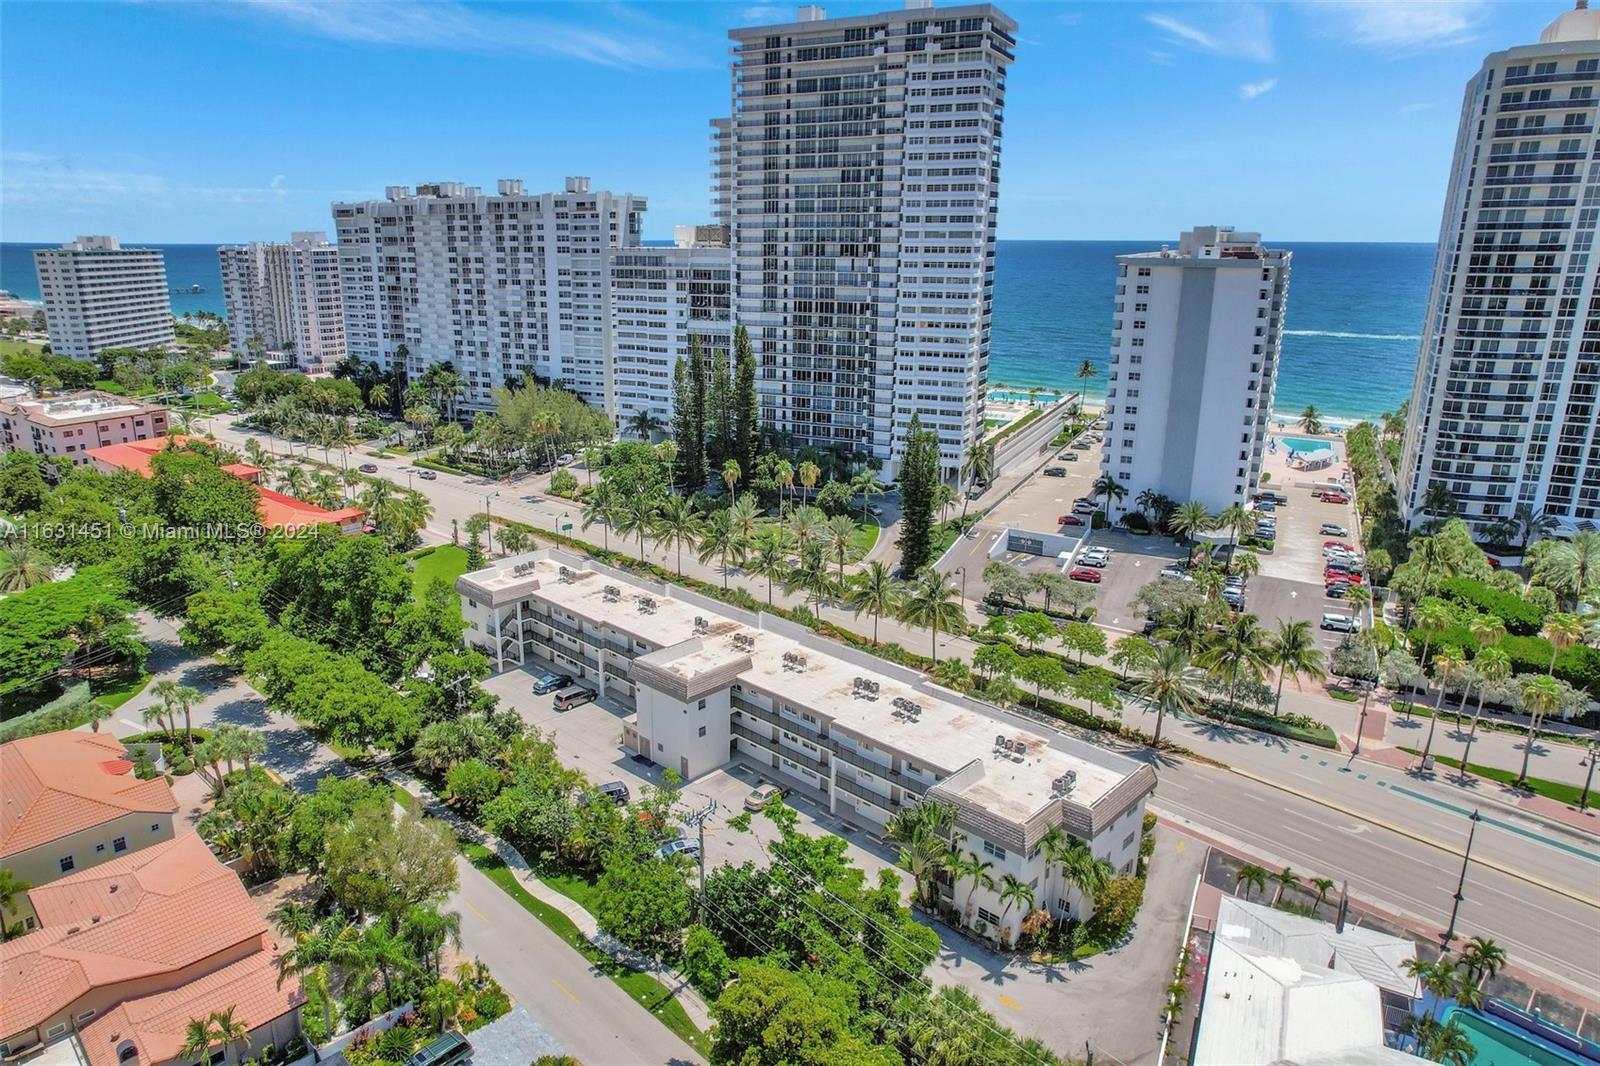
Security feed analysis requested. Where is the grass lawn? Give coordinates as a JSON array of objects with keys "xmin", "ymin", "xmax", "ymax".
[
  {"xmin": 92, "ymin": 672, "xmax": 151, "ymax": 711},
  {"xmin": 177, "ymin": 392, "xmax": 229, "ymax": 412},
  {"xmin": 848, "ymin": 518, "xmax": 880, "ymax": 561},
  {"xmin": 408, "ymin": 545, "xmax": 470, "ymax": 599},
  {"xmin": 460, "ymin": 842, "xmax": 710, "ymax": 1056},
  {"xmin": 0, "ymin": 337, "xmax": 45, "ymax": 359},
  {"xmin": 1398, "ymin": 747, "xmax": 1587, "ymax": 806}
]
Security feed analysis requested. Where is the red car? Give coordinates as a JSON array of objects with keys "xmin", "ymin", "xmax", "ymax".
[
  {"xmin": 1325, "ymin": 570, "xmax": 1363, "ymax": 584},
  {"xmin": 1323, "ymin": 540, "xmax": 1356, "ymax": 551},
  {"xmin": 1069, "ymin": 567, "xmax": 1103, "ymax": 584},
  {"xmin": 1058, "ymin": 514, "xmax": 1085, "ymax": 527},
  {"xmin": 1322, "ymin": 493, "xmax": 1350, "ymax": 505}
]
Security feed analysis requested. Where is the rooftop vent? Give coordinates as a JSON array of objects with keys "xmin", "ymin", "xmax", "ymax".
[
  {"xmin": 1051, "ymin": 770, "xmax": 1078, "ymax": 796},
  {"xmin": 558, "ymin": 566, "xmax": 575, "ymax": 583},
  {"xmin": 638, "ymin": 596, "xmax": 657, "ymax": 614},
  {"xmin": 694, "ymin": 616, "xmax": 709, "ymax": 633},
  {"xmin": 602, "ymin": 585, "xmax": 621, "ymax": 601}
]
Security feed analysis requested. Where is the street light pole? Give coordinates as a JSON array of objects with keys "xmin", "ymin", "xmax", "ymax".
[
  {"xmin": 1442, "ymin": 808, "xmax": 1481, "ymax": 948},
  {"xmin": 955, "ymin": 566, "xmax": 967, "ymax": 602},
  {"xmin": 1580, "ymin": 737, "xmax": 1598, "ymax": 812},
  {"xmin": 1353, "ymin": 679, "xmax": 1372, "ymax": 756}
]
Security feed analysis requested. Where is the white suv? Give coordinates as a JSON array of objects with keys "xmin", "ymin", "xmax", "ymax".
[{"xmin": 1321, "ymin": 613, "xmax": 1361, "ymax": 633}]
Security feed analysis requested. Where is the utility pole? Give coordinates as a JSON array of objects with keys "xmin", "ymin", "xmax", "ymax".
[
  {"xmin": 1442, "ymin": 808, "xmax": 1481, "ymax": 947},
  {"xmin": 682, "ymin": 799, "xmax": 719, "ymax": 895}
]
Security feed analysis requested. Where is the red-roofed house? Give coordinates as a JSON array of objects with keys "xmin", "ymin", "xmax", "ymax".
[
  {"xmin": 0, "ymin": 834, "xmax": 303, "ymax": 1066},
  {"xmin": 86, "ymin": 436, "xmax": 365, "ymax": 534},
  {"xmin": 1, "ymin": 731, "xmax": 179, "ymax": 934}
]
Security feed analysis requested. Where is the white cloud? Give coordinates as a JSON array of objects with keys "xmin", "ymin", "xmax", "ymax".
[
  {"xmin": 738, "ymin": 5, "xmax": 789, "ymax": 24},
  {"xmin": 1238, "ymin": 78, "xmax": 1278, "ymax": 100},
  {"xmin": 1144, "ymin": 5, "xmax": 1275, "ymax": 63},
  {"xmin": 226, "ymin": 0, "xmax": 693, "ymax": 69},
  {"xmin": 1303, "ymin": 0, "xmax": 1487, "ymax": 51},
  {"xmin": 1399, "ymin": 101, "xmax": 1434, "ymax": 114},
  {"xmin": 0, "ymin": 151, "xmax": 334, "ymax": 214}
]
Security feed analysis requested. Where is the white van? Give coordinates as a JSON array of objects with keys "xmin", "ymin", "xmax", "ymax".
[{"xmin": 1321, "ymin": 613, "xmax": 1361, "ymax": 633}]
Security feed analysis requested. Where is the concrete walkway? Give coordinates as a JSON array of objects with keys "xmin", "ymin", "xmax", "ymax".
[{"xmin": 386, "ymin": 769, "xmax": 716, "ymax": 1033}]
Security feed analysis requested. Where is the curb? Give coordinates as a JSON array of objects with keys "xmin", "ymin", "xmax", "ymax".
[{"xmin": 1224, "ymin": 765, "xmax": 1600, "ymax": 909}]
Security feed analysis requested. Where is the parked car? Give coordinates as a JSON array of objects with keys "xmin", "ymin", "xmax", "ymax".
[
  {"xmin": 417, "ymin": 469, "xmax": 438, "ymax": 480},
  {"xmin": 577, "ymin": 780, "xmax": 631, "ymax": 808},
  {"xmin": 1322, "ymin": 492, "xmax": 1351, "ymax": 505},
  {"xmin": 1255, "ymin": 490, "xmax": 1289, "ymax": 505},
  {"xmin": 1321, "ymin": 612, "xmax": 1361, "ymax": 632},
  {"xmin": 654, "ymin": 838, "xmax": 702, "ymax": 861},
  {"xmin": 1044, "ymin": 466, "xmax": 1068, "ymax": 477},
  {"xmin": 1079, "ymin": 555, "xmax": 1109, "ymax": 569},
  {"xmin": 1323, "ymin": 540, "xmax": 1357, "ymax": 551},
  {"xmin": 1072, "ymin": 500, "xmax": 1098, "ymax": 514},
  {"xmin": 1082, "ymin": 547, "xmax": 1112, "ymax": 561},
  {"xmin": 1160, "ymin": 563, "xmax": 1189, "ymax": 579},
  {"xmin": 868, "ymin": 505, "xmax": 885, "ymax": 517},
  {"xmin": 553, "ymin": 685, "xmax": 598, "ymax": 710},
  {"xmin": 359, "ymin": 463, "xmax": 379, "ymax": 473},
  {"xmin": 744, "ymin": 783, "xmax": 785, "ymax": 811},
  {"xmin": 1069, "ymin": 567, "xmax": 1103, "ymax": 583},
  {"xmin": 1063, "ymin": 452, "xmax": 1079, "ymax": 461},
  {"xmin": 532, "ymin": 671, "xmax": 573, "ymax": 695},
  {"xmin": 1325, "ymin": 583, "xmax": 1350, "ymax": 598},
  {"xmin": 1319, "ymin": 523, "xmax": 1348, "ymax": 536},
  {"xmin": 1253, "ymin": 500, "xmax": 1277, "ymax": 512},
  {"xmin": 1058, "ymin": 514, "xmax": 1085, "ymax": 527},
  {"xmin": 557, "ymin": 453, "xmax": 575, "ymax": 465}
]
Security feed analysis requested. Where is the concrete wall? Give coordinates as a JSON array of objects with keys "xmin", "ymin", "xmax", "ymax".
[{"xmin": 993, "ymin": 396, "xmax": 1074, "ymax": 477}]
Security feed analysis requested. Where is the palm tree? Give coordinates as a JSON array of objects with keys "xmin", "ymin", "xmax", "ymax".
[
  {"xmin": 1418, "ymin": 646, "xmax": 1466, "ymax": 767},
  {"xmin": 774, "ymin": 458, "xmax": 794, "ymax": 516},
  {"xmin": 1234, "ymin": 863, "xmax": 1267, "ymax": 900},
  {"xmin": 1299, "ymin": 404, "xmax": 1324, "ymax": 435},
  {"xmin": 960, "ymin": 439, "xmax": 995, "ymax": 520},
  {"xmin": 697, "ymin": 509, "xmax": 741, "ymax": 589},
  {"xmin": 1076, "ymin": 359, "xmax": 1097, "ymax": 393},
  {"xmin": 1411, "ymin": 599, "xmax": 1454, "ymax": 701},
  {"xmin": 727, "ymin": 493, "xmax": 763, "ymax": 552},
  {"xmin": 652, "ymin": 495, "xmax": 704, "ymax": 576},
  {"xmin": 786, "ymin": 505, "xmax": 824, "ymax": 559},
  {"xmin": 0, "ymin": 868, "xmax": 32, "ymax": 940},
  {"xmin": 179, "ymin": 1016, "xmax": 224, "ymax": 1066},
  {"xmin": 1170, "ymin": 501, "xmax": 1214, "ymax": 544},
  {"xmin": 1458, "ymin": 936, "xmax": 1507, "ymax": 990},
  {"xmin": 1515, "ymin": 673, "xmax": 1563, "ymax": 788},
  {"xmin": 1216, "ymin": 503, "xmax": 1252, "ymax": 553},
  {"xmin": 1460, "ymin": 645, "xmax": 1511, "ymax": 779},
  {"xmin": 367, "ymin": 381, "xmax": 390, "ymax": 412},
  {"xmin": 849, "ymin": 562, "xmax": 904, "ymax": 645},
  {"xmin": 786, "ymin": 546, "xmax": 838, "ymax": 609},
  {"xmin": 1269, "ymin": 866, "xmax": 1298, "ymax": 906},
  {"xmin": 156, "ymin": 681, "xmax": 204, "ymax": 759},
  {"xmin": 996, "ymin": 873, "xmax": 1035, "ymax": 941},
  {"xmin": 614, "ymin": 494, "xmax": 660, "ymax": 564},
  {"xmin": 1200, "ymin": 613, "xmax": 1272, "ymax": 717},
  {"xmin": 899, "ymin": 568, "xmax": 965, "ymax": 664},
  {"xmin": 823, "ymin": 513, "xmax": 857, "ymax": 586},
  {"xmin": 276, "ymin": 463, "xmax": 313, "ymax": 500},
  {"xmin": 1508, "ymin": 503, "xmax": 1558, "ymax": 550},
  {"xmin": 721, "ymin": 458, "xmax": 741, "ymax": 497},
  {"xmin": 580, "ymin": 485, "xmax": 616, "ymax": 552},
  {"xmin": 1310, "ymin": 876, "xmax": 1335, "ymax": 910},
  {"xmin": 746, "ymin": 528, "xmax": 787, "ymax": 605},
  {"xmin": 1091, "ymin": 473, "xmax": 1128, "ymax": 521},
  {"xmin": 0, "ymin": 543, "xmax": 53, "ymax": 592},
  {"xmin": 627, "ymin": 409, "xmax": 665, "ymax": 441},
  {"xmin": 1266, "ymin": 620, "xmax": 1326, "ymax": 717},
  {"xmin": 850, "ymin": 470, "xmax": 887, "ymax": 516},
  {"xmin": 1539, "ymin": 531, "xmax": 1600, "ymax": 605},
  {"xmin": 495, "ymin": 524, "xmax": 529, "ymax": 557},
  {"xmin": 1042, "ymin": 828, "xmax": 1112, "ymax": 919},
  {"xmin": 951, "ymin": 850, "xmax": 996, "ymax": 923},
  {"xmin": 1134, "ymin": 643, "xmax": 1206, "ymax": 746},
  {"xmin": 797, "ymin": 460, "xmax": 821, "ymax": 506},
  {"xmin": 209, "ymin": 1007, "xmax": 249, "ymax": 1066}
]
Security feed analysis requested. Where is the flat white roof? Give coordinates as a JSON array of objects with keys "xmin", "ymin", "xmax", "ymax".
[
  {"xmin": 463, "ymin": 552, "xmax": 1150, "ymax": 830},
  {"xmin": 1215, "ymin": 897, "xmax": 1419, "ymax": 998}
]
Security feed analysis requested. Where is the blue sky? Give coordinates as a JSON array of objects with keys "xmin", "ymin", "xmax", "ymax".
[{"xmin": 0, "ymin": 0, "xmax": 1570, "ymax": 244}]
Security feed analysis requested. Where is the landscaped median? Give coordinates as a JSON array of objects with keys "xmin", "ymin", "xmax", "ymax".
[{"xmin": 1397, "ymin": 747, "xmax": 1590, "ymax": 808}]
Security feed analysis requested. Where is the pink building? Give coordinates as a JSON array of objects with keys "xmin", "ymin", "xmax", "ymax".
[{"xmin": 0, "ymin": 391, "xmax": 169, "ymax": 466}]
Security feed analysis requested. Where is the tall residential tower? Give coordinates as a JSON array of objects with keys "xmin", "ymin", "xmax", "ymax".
[
  {"xmin": 722, "ymin": 2, "xmax": 1016, "ymax": 480},
  {"xmin": 218, "ymin": 232, "xmax": 346, "ymax": 372},
  {"xmin": 1099, "ymin": 227, "xmax": 1291, "ymax": 513},
  {"xmin": 32, "ymin": 237, "xmax": 173, "ymax": 360},
  {"xmin": 1399, "ymin": 4, "xmax": 1600, "ymax": 534}
]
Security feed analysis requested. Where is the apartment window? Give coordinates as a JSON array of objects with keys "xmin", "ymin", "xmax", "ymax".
[
  {"xmin": 1055, "ymin": 898, "xmax": 1074, "ymax": 917},
  {"xmin": 113, "ymin": 836, "xmax": 127, "ymax": 853},
  {"xmin": 151, "ymin": 823, "xmax": 160, "ymax": 832},
  {"xmin": 59, "ymin": 855, "xmax": 75, "ymax": 873},
  {"xmin": 981, "ymin": 840, "xmax": 1007, "ymax": 861},
  {"xmin": 698, "ymin": 726, "xmax": 707, "ymax": 737},
  {"xmin": 697, "ymin": 698, "xmax": 707, "ymax": 710},
  {"xmin": 1123, "ymin": 831, "xmax": 1136, "ymax": 850},
  {"xmin": 657, "ymin": 741, "xmax": 664, "ymax": 751},
  {"xmin": 976, "ymin": 906, "xmax": 1002, "ymax": 926}
]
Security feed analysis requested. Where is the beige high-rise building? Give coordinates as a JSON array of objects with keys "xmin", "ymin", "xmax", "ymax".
[
  {"xmin": 32, "ymin": 236, "xmax": 173, "ymax": 360},
  {"xmin": 218, "ymin": 232, "xmax": 346, "ymax": 372}
]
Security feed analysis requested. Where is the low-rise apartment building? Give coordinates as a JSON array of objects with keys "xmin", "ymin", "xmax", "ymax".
[
  {"xmin": 458, "ymin": 549, "xmax": 1156, "ymax": 942},
  {"xmin": 0, "ymin": 391, "xmax": 169, "ymax": 466},
  {"xmin": 32, "ymin": 236, "xmax": 174, "ymax": 360},
  {"xmin": 0, "ymin": 834, "xmax": 303, "ymax": 1066},
  {"xmin": 0, "ymin": 731, "xmax": 179, "ymax": 934}
]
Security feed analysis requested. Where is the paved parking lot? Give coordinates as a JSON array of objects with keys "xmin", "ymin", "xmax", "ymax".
[
  {"xmin": 1073, "ymin": 530, "xmax": 1188, "ymax": 634},
  {"xmin": 981, "ymin": 441, "xmax": 1103, "ymax": 532}
]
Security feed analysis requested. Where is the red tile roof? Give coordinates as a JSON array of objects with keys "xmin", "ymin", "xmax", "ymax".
[
  {"xmin": 77, "ymin": 951, "xmax": 302, "ymax": 1066},
  {"xmin": 0, "ymin": 731, "xmax": 178, "ymax": 859},
  {"xmin": 0, "ymin": 834, "xmax": 270, "ymax": 1039},
  {"xmin": 85, "ymin": 436, "xmax": 365, "ymax": 531}
]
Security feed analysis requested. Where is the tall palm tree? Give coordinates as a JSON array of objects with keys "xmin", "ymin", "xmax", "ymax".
[
  {"xmin": 899, "ymin": 568, "xmax": 964, "ymax": 664},
  {"xmin": 1460, "ymin": 646, "xmax": 1511, "ymax": 778},
  {"xmin": 627, "ymin": 409, "xmax": 665, "ymax": 441},
  {"xmin": 786, "ymin": 505, "xmax": 824, "ymax": 560},
  {"xmin": 1269, "ymin": 866, "xmax": 1298, "ymax": 906},
  {"xmin": 1041, "ymin": 828, "xmax": 1112, "ymax": 919},
  {"xmin": 1133, "ymin": 643, "xmax": 1206, "ymax": 746},
  {"xmin": 309, "ymin": 471, "xmax": 343, "ymax": 509},
  {"xmin": 1266, "ymin": 620, "xmax": 1327, "ymax": 717},
  {"xmin": 850, "ymin": 470, "xmax": 887, "ymax": 516},
  {"xmin": 1200, "ymin": 613, "xmax": 1272, "ymax": 716},
  {"xmin": 746, "ymin": 528, "xmax": 787, "ymax": 605},
  {"xmin": 1091, "ymin": 473, "xmax": 1128, "ymax": 521},
  {"xmin": 580, "ymin": 485, "xmax": 616, "ymax": 551},
  {"xmin": 823, "ymin": 513, "xmax": 857, "ymax": 586},
  {"xmin": 796, "ymin": 460, "xmax": 821, "ymax": 506},
  {"xmin": 1234, "ymin": 863, "xmax": 1267, "ymax": 900},
  {"xmin": 1515, "ymin": 673, "xmax": 1563, "ymax": 788},
  {"xmin": 1410, "ymin": 600, "xmax": 1454, "ymax": 702},
  {"xmin": 951, "ymin": 850, "xmax": 996, "ymax": 923},
  {"xmin": 1299, "ymin": 404, "xmax": 1324, "ymax": 435},
  {"xmin": 0, "ymin": 543, "xmax": 53, "ymax": 592},
  {"xmin": 959, "ymin": 439, "xmax": 995, "ymax": 520},
  {"xmin": 1458, "ymin": 936, "xmax": 1507, "ymax": 990},
  {"xmin": 697, "ymin": 509, "xmax": 741, "ymax": 589},
  {"xmin": 614, "ymin": 494, "xmax": 660, "ymax": 564},
  {"xmin": 727, "ymin": 493, "xmax": 763, "ymax": 551},
  {"xmin": 1539, "ymin": 531, "xmax": 1600, "ymax": 605},
  {"xmin": 774, "ymin": 458, "xmax": 794, "ymax": 516},
  {"xmin": 996, "ymin": 873, "xmax": 1035, "ymax": 939},
  {"xmin": 1418, "ymin": 646, "xmax": 1466, "ymax": 766},
  {"xmin": 1170, "ymin": 501, "xmax": 1214, "ymax": 544},
  {"xmin": 210, "ymin": 1007, "xmax": 249, "ymax": 1066},
  {"xmin": 495, "ymin": 524, "xmax": 529, "ymax": 557},
  {"xmin": 1216, "ymin": 503, "xmax": 1252, "ymax": 553},
  {"xmin": 785, "ymin": 546, "xmax": 838, "ymax": 609},
  {"xmin": 848, "ymin": 561, "xmax": 904, "ymax": 645},
  {"xmin": 276, "ymin": 463, "xmax": 313, "ymax": 500},
  {"xmin": 652, "ymin": 495, "xmax": 704, "ymax": 576},
  {"xmin": 1075, "ymin": 359, "xmax": 1097, "ymax": 393},
  {"xmin": 1310, "ymin": 877, "xmax": 1335, "ymax": 910},
  {"xmin": 721, "ymin": 458, "xmax": 742, "ymax": 497}
]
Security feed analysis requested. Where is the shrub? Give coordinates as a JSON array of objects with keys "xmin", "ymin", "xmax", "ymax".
[
  {"xmin": 682, "ymin": 923, "xmax": 731, "ymax": 997},
  {"xmin": 1436, "ymin": 576, "xmax": 1543, "ymax": 635},
  {"xmin": 1122, "ymin": 512, "xmax": 1151, "ymax": 533},
  {"xmin": 1084, "ymin": 876, "xmax": 1144, "ymax": 947},
  {"xmin": 445, "ymin": 758, "xmax": 502, "ymax": 814},
  {"xmin": 549, "ymin": 467, "xmax": 580, "ymax": 498}
]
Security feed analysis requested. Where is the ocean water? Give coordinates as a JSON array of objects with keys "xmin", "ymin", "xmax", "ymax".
[{"xmin": 3, "ymin": 239, "xmax": 1434, "ymax": 420}]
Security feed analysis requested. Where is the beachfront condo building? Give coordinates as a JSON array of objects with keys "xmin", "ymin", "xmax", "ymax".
[
  {"xmin": 331, "ymin": 178, "xmax": 651, "ymax": 419},
  {"xmin": 719, "ymin": 2, "xmax": 1016, "ymax": 482},
  {"xmin": 457, "ymin": 547, "xmax": 1156, "ymax": 945},
  {"xmin": 1099, "ymin": 226, "xmax": 1292, "ymax": 513},
  {"xmin": 1400, "ymin": 4, "xmax": 1600, "ymax": 535},
  {"xmin": 31, "ymin": 236, "xmax": 173, "ymax": 360},
  {"xmin": 610, "ymin": 230, "xmax": 734, "ymax": 438},
  {"xmin": 218, "ymin": 232, "xmax": 347, "ymax": 372}
]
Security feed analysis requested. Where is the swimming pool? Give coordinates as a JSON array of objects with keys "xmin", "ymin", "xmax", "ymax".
[
  {"xmin": 1441, "ymin": 1007, "xmax": 1593, "ymax": 1066},
  {"xmin": 1278, "ymin": 434, "xmax": 1339, "ymax": 456}
]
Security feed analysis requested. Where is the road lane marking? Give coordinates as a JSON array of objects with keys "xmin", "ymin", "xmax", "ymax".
[
  {"xmin": 998, "ymin": 993, "xmax": 1022, "ymax": 1012},
  {"xmin": 463, "ymin": 899, "xmax": 491, "ymax": 923},
  {"xmin": 552, "ymin": 978, "xmax": 580, "ymax": 1004}
]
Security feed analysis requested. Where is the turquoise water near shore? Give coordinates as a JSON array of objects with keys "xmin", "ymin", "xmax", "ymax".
[{"xmin": 3, "ymin": 239, "xmax": 1432, "ymax": 421}]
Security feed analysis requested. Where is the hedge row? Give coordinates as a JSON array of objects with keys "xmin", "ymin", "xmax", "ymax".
[{"xmin": 1435, "ymin": 576, "xmax": 1543, "ymax": 635}]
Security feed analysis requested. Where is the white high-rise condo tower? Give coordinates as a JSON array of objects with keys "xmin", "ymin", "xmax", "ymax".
[
  {"xmin": 1400, "ymin": 4, "xmax": 1600, "ymax": 535},
  {"xmin": 722, "ymin": 2, "xmax": 1016, "ymax": 481},
  {"xmin": 1099, "ymin": 227, "xmax": 1291, "ymax": 514},
  {"xmin": 32, "ymin": 237, "xmax": 173, "ymax": 360},
  {"xmin": 332, "ymin": 178, "xmax": 647, "ymax": 418},
  {"xmin": 218, "ymin": 232, "xmax": 346, "ymax": 372}
]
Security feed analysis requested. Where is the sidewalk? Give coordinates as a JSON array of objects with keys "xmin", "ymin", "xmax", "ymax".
[
  {"xmin": 1351, "ymin": 744, "xmax": 1600, "ymax": 835},
  {"xmin": 385, "ymin": 769, "xmax": 715, "ymax": 1033}
]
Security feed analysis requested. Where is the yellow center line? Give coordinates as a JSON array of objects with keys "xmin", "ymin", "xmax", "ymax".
[
  {"xmin": 463, "ymin": 899, "xmax": 491, "ymax": 923},
  {"xmin": 552, "ymin": 978, "xmax": 580, "ymax": 1005},
  {"xmin": 998, "ymin": 993, "xmax": 1022, "ymax": 1012}
]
